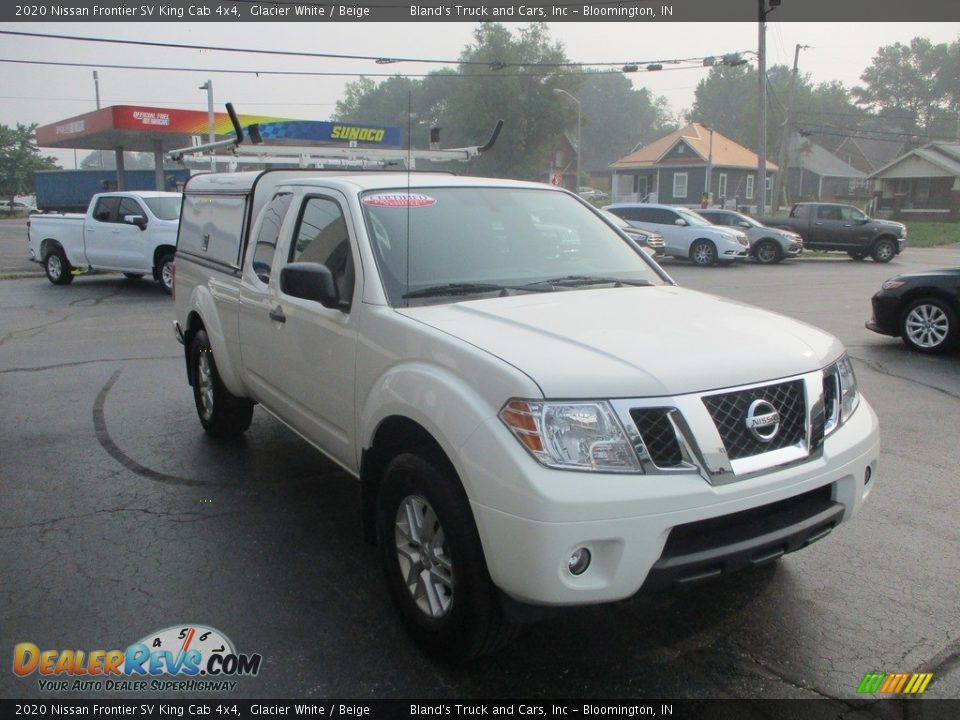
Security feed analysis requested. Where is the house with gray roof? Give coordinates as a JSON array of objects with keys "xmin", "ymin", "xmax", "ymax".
[
  {"xmin": 870, "ymin": 142, "xmax": 960, "ymax": 222},
  {"xmin": 782, "ymin": 134, "xmax": 868, "ymax": 204}
]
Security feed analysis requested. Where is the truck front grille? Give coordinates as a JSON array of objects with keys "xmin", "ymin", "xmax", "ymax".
[
  {"xmin": 629, "ymin": 408, "xmax": 684, "ymax": 468},
  {"xmin": 702, "ymin": 380, "xmax": 806, "ymax": 460}
]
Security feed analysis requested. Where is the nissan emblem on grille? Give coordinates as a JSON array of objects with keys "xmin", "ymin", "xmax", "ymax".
[{"xmin": 745, "ymin": 399, "xmax": 781, "ymax": 441}]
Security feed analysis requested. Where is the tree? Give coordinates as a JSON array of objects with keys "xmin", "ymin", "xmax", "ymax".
[
  {"xmin": 442, "ymin": 23, "xmax": 575, "ymax": 180},
  {"xmin": 0, "ymin": 123, "xmax": 59, "ymax": 210},
  {"xmin": 853, "ymin": 37, "xmax": 960, "ymax": 137},
  {"xmin": 577, "ymin": 73, "xmax": 676, "ymax": 171},
  {"xmin": 333, "ymin": 23, "xmax": 675, "ymax": 182},
  {"xmin": 688, "ymin": 63, "xmax": 862, "ymax": 156}
]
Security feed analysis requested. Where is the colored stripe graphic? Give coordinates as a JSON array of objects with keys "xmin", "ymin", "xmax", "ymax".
[{"xmin": 857, "ymin": 672, "xmax": 933, "ymax": 694}]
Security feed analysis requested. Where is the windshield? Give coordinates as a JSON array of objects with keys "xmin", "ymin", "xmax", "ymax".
[
  {"xmin": 733, "ymin": 212, "xmax": 763, "ymax": 228},
  {"xmin": 675, "ymin": 208, "xmax": 711, "ymax": 227},
  {"xmin": 143, "ymin": 196, "xmax": 182, "ymax": 221},
  {"xmin": 361, "ymin": 187, "xmax": 667, "ymax": 305}
]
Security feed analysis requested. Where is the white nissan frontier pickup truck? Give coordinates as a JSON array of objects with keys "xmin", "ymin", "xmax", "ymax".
[{"xmin": 172, "ymin": 169, "xmax": 879, "ymax": 660}]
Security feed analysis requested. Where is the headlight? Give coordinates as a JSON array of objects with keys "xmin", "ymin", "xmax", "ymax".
[
  {"xmin": 499, "ymin": 399, "xmax": 641, "ymax": 473},
  {"xmin": 823, "ymin": 353, "xmax": 860, "ymax": 436}
]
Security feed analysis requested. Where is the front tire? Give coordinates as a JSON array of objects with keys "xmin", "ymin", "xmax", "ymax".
[
  {"xmin": 157, "ymin": 253, "xmax": 175, "ymax": 295},
  {"xmin": 689, "ymin": 239, "xmax": 718, "ymax": 267},
  {"xmin": 753, "ymin": 239, "xmax": 783, "ymax": 264},
  {"xmin": 44, "ymin": 248, "xmax": 74, "ymax": 285},
  {"xmin": 871, "ymin": 238, "xmax": 896, "ymax": 263},
  {"xmin": 190, "ymin": 329, "xmax": 254, "ymax": 437},
  {"xmin": 376, "ymin": 451, "xmax": 518, "ymax": 661},
  {"xmin": 900, "ymin": 298, "xmax": 959, "ymax": 354}
]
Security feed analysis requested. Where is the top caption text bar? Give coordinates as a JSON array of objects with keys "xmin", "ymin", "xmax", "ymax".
[{"xmin": 3, "ymin": 0, "xmax": 959, "ymax": 22}]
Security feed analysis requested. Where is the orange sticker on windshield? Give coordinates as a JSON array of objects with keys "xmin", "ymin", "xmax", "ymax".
[{"xmin": 362, "ymin": 193, "xmax": 437, "ymax": 208}]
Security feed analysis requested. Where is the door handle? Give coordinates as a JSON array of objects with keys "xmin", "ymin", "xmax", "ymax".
[{"xmin": 268, "ymin": 306, "xmax": 286, "ymax": 323}]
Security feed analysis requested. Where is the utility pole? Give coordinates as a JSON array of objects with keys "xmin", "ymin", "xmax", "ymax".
[
  {"xmin": 772, "ymin": 44, "xmax": 810, "ymax": 212},
  {"xmin": 756, "ymin": 0, "xmax": 768, "ymax": 215}
]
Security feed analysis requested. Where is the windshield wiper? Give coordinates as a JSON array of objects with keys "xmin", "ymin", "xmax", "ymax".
[
  {"xmin": 402, "ymin": 281, "xmax": 564, "ymax": 299},
  {"xmin": 522, "ymin": 275, "xmax": 653, "ymax": 289},
  {"xmin": 402, "ymin": 283, "xmax": 510, "ymax": 299}
]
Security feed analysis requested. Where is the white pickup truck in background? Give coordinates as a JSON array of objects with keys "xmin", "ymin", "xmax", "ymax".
[
  {"xmin": 173, "ymin": 169, "xmax": 880, "ymax": 661},
  {"xmin": 28, "ymin": 191, "xmax": 182, "ymax": 293}
]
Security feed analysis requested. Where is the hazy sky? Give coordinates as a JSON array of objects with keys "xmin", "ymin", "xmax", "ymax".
[{"xmin": 1, "ymin": 21, "xmax": 956, "ymax": 167}]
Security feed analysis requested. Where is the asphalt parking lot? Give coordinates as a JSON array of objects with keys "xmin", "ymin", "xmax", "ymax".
[{"xmin": 1, "ymin": 218, "xmax": 958, "ymax": 702}]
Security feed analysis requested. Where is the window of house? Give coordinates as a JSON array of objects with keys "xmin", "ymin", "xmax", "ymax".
[
  {"xmin": 673, "ymin": 173, "xmax": 688, "ymax": 199},
  {"xmin": 745, "ymin": 175, "xmax": 755, "ymax": 200}
]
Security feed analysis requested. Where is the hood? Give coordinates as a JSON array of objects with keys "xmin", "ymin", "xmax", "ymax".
[
  {"xmin": 870, "ymin": 218, "xmax": 906, "ymax": 231},
  {"xmin": 399, "ymin": 286, "xmax": 843, "ymax": 398}
]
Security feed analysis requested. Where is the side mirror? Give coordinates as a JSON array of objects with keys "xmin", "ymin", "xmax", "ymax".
[
  {"xmin": 674, "ymin": 218, "xmax": 687, "ymax": 226},
  {"xmin": 124, "ymin": 214, "xmax": 147, "ymax": 230},
  {"xmin": 280, "ymin": 262, "xmax": 341, "ymax": 310}
]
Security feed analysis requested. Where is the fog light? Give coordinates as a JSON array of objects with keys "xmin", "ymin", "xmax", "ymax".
[
  {"xmin": 864, "ymin": 466, "xmax": 872, "ymax": 485},
  {"xmin": 568, "ymin": 548, "xmax": 591, "ymax": 576}
]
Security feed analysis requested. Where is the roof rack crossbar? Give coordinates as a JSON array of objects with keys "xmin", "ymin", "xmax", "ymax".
[{"xmin": 166, "ymin": 103, "xmax": 503, "ymax": 167}]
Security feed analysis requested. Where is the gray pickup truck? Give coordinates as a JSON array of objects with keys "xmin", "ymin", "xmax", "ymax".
[{"xmin": 757, "ymin": 202, "xmax": 906, "ymax": 262}]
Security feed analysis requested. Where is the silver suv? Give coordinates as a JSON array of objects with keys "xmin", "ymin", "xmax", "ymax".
[
  {"xmin": 604, "ymin": 203, "xmax": 749, "ymax": 266},
  {"xmin": 697, "ymin": 208, "xmax": 803, "ymax": 265}
]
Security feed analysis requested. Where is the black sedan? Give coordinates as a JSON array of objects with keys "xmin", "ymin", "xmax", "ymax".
[
  {"xmin": 598, "ymin": 209, "xmax": 666, "ymax": 258},
  {"xmin": 867, "ymin": 268, "xmax": 960, "ymax": 354}
]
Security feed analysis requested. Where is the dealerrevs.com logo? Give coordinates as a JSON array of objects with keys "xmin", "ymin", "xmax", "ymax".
[{"xmin": 13, "ymin": 625, "xmax": 261, "ymax": 693}]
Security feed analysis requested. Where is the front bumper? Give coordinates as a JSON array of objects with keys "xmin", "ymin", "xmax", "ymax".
[
  {"xmin": 461, "ymin": 396, "xmax": 879, "ymax": 606},
  {"xmin": 866, "ymin": 294, "xmax": 901, "ymax": 337}
]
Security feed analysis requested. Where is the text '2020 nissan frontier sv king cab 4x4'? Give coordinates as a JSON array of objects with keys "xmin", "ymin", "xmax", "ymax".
[{"xmin": 173, "ymin": 170, "xmax": 879, "ymax": 660}]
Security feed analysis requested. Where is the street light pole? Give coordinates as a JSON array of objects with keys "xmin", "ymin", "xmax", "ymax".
[
  {"xmin": 199, "ymin": 80, "xmax": 216, "ymax": 173},
  {"xmin": 553, "ymin": 88, "xmax": 581, "ymax": 189}
]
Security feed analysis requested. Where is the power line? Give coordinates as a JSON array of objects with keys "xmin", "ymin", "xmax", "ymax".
[
  {"xmin": 0, "ymin": 57, "xmax": 709, "ymax": 79},
  {"xmin": 796, "ymin": 124, "xmax": 953, "ymax": 143},
  {"xmin": 0, "ymin": 30, "xmax": 753, "ymax": 72}
]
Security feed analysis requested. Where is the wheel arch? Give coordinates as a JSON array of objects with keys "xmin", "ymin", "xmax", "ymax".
[
  {"xmin": 871, "ymin": 234, "xmax": 899, "ymax": 250},
  {"xmin": 183, "ymin": 310, "xmax": 206, "ymax": 385},
  {"xmin": 360, "ymin": 415, "xmax": 457, "ymax": 545},
  {"xmin": 153, "ymin": 244, "xmax": 176, "ymax": 268},
  {"xmin": 183, "ymin": 286, "xmax": 247, "ymax": 397}
]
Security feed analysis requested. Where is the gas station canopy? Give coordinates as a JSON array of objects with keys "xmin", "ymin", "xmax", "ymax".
[
  {"xmin": 35, "ymin": 105, "xmax": 287, "ymax": 153},
  {"xmin": 35, "ymin": 105, "xmax": 402, "ymax": 189}
]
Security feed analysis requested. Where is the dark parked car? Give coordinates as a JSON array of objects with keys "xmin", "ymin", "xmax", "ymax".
[
  {"xmin": 757, "ymin": 202, "xmax": 905, "ymax": 262},
  {"xmin": 866, "ymin": 268, "xmax": 960, "ymax": 354},
  {"xmin": 598, "ymin": 209, "xmax": 665, "ymax": 258}
]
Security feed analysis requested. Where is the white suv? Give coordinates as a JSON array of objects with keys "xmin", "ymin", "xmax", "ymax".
[{"xmin": 605, "ymin": 203, "xmax": 749, "ymax": 266}]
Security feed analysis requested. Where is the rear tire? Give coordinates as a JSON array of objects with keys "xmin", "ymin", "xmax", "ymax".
[
  {"xmin": 190, "ymin": 329, "xmax": 254, "ymax": 437},
  {"xmin": 44, "ymin": 248, "xmax": 74, "ymax": 285},
  {"xmin": 753, "ymin": 239, "xmax": 783, "ymax": 264},
  {"xmin": 376, "ymin": 451, "xmax": 519, "ymax": 661},
  {"xmin": 689, "ymin": 239, "xmax": 718, "ymax": 267}
]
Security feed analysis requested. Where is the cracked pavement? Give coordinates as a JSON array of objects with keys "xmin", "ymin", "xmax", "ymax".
[{"xmin": 0, "ymin": 249, "xmax": 958, "ymax": 702}]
